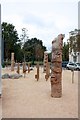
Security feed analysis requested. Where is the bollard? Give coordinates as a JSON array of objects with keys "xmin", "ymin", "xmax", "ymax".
[{"xmin": 71, "ymin": 69, "xmax": 74, "ymax": 83}]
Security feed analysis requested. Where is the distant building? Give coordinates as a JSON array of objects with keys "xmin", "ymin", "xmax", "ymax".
[
  {"xmin": 69, "ymin": 29, "xmax": 80, "ymax": 63},
  {"xmin": 78, "ymin": 1, "xmax": 80, "ymax": 30},
  {"xmin": 69, "ymin": 2, "xmax": 80, "ymax": 63},
  {"xmin": 69, "ymin": 50, "xmax": 80, "ymax": 63}
]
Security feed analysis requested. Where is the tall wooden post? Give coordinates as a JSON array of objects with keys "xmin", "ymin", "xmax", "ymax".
[
  {"xmin": 35, "ymin": 63, "xmax": 39, "ymax": 81},
  {"xmin": 45, "ymin": 62, "xmax": 50, "ymax": 81},
  {"xmin": 43, "ymin": 52, "xmax": 48, "ymax": 73},
  {"xmin": 50, "ymin": 34, "xmax": 65, "ymax": 98},
  {"xmin": 11, "ymin": 53, "xmax": 14, "ymax": 71}
]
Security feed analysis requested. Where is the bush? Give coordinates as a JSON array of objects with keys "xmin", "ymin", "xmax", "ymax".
[{"xmin": 4, "ymin": 61, "xmax": 11, "ymax": 66}]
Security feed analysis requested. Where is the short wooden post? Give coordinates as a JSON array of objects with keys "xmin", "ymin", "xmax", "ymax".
[
  {"xmin": 28, "ymin": 63, "xmax": 30, "ymax": 73},
  {"xmin": 35, "ymin": 63, "xmax": 39, "ymax": 81}
]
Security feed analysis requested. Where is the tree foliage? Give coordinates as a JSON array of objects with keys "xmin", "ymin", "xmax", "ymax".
[
  {"xmin": 2, "ymin": 22, "xmax": 46, "ymax": 63},
  {"xmin": 62, "ymin": 42, "xmax": 69, "ymax": 61},
  {"xmin": 23, "ymin": 38, "xmax": 46, "ymax": 62},
  {"xmin": 2, "ymin": 22, "xmax": 22, "ymax": 61}
]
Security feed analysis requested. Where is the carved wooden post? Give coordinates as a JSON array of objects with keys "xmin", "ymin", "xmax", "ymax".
[
  {"xmin": 23, "ymin": 62, "xmax": 27, "ymax": 78},
  {"xmin": 50, "ymin": 34, "xmax": 65, "ymax": 98},
  {"xmin": 43, "ymin": 52, "xmax": 48, "ymax": 73},
  {"xmin": 45, "ymin": 62, "xmax": 50, "ymax": 81},
  {"xmin": 16, "ymin": 63, "xmax": 20, "ymax": 74},
  {"xmin": 28, "ymin": 63, "xmax": 30, "ymax": 73},
  {"xmin": 11, "ymin": 53, "xmax": 14, "ymax": 71},
  {"xmin": 35, "ymin": 63, "xmax": 39, "ymax": 81}
]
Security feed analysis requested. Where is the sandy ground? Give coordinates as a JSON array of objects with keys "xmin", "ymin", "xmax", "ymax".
[{"xmin": 1, "ymin": 66, "xmax": 78, "ymax": 118}]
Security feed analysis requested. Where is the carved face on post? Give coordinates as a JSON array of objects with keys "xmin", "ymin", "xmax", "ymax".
[{"xmin": 52, "ymin": 34, "xmax": 64, "ymax": 51}]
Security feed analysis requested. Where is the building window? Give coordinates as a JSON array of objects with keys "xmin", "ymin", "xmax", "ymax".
[{"xmin": 73, "ymin": 56, "xmax": 77, "ymax": 62}]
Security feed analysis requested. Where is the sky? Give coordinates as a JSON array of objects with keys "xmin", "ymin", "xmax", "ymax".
[{"xmin": 0, "ymin": 0, "xmax": 79, "ymax": 51}]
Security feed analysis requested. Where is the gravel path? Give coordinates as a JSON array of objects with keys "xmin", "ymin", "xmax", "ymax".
[{"xmin": 1, "ymin": 67, "xmax": 78, "ymax": 118}]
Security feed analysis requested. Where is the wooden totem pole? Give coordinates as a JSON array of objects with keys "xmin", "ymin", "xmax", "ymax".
[
  {"xmin": 50, "ymin": 34, "xmax": 65, "ymax": 98},
  {"xmin": 28, "ymin": 63, "xmax": 30, "ymax": 73},
  {"xmin": 43, "ymin": 51, "xmax": 48, "ymax": 73},
  {"xmin": 11, "ymin": 53, "xmax": 15, "ymax": 71},
  {"xmin": 35, "ymin": 63, "xmax": 39, "ymax": 81},
  {"xmin": 45, "ymin": 61, "xmax": 50, "ymax": 81}
]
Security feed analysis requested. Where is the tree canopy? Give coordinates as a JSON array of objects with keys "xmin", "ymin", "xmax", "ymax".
[
  {"xmin": 2, "ymin": 22, "xmax": 46, "ymax": 63},
  {"xmin": 2, "ymin": 22, "xmax": 21, "ymax": 61},
  {"xmin": 23, "ymin": 38, "xmax": 46, "ymax": 62},
  {"xmin": 62, "ymin": 42, "xmax": 69, "ymax": 61},
  {"xmin": 2, "ymin": 22, "xmax": 74, "ymax": 64}
]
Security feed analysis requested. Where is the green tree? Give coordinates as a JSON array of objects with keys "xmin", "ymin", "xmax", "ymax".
[
  {"xmin": 23, "ymin": 38, "xmax": 46, "ymax": 62},
  {"xmin": 62, "ymin": 42, "xmax": 69, "ymax": 61},
  {"xmin": 35, "ymin": 44, "xmax": 44, "ymax": 61},
  {"xmin": 20, "ymin": 28, "xmax": 29, "ymax": 62},
  {"xmin": 14, "ymin": 43, "xmax": 24, "ymax": 62},
  {"xmin": 2, "ymin": 22, "xmax": 22, "ymax": 61}
]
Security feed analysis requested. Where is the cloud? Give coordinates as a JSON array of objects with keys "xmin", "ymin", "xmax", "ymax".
[
  {"xmin": 0, "ymin": 0, "xmax": 79, "ymax": 3},
  {"xmin": 23, "ymin": 13, "xmax": 45, "ymax": 28},
  {"xmin": 0, "ymin": 0, "xmax": 78, "ymax": 50}
]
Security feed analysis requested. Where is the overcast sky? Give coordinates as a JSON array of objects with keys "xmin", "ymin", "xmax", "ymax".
[{"xmin": 0, "ymin": 0, "xmax": 79, "ymax": 51}]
